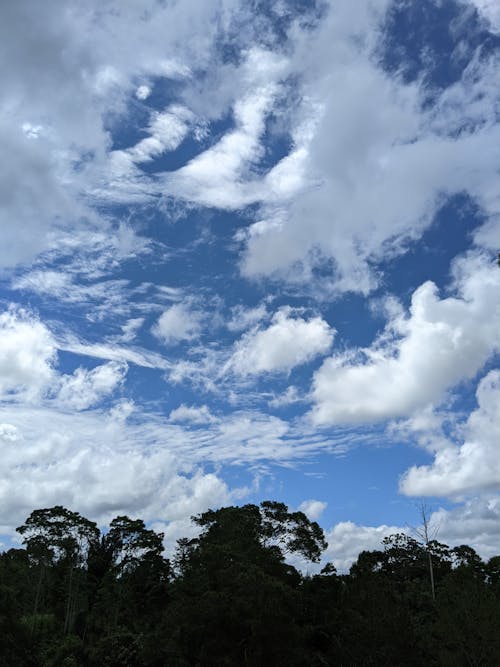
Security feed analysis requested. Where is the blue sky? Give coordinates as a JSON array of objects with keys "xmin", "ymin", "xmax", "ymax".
[{"xmin": 1, "ymin": 0, "xmax": 500, "ymax": 569}]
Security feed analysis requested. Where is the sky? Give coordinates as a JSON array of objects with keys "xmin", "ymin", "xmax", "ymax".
[{"xmin": 1, "ymin": 0, "xmax": 500, "ymax": 571}]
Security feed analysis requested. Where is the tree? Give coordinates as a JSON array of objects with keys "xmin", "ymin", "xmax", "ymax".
[
  {"xmin": 192, "ymin": 501, "xmax": 327, "ymax": 564},
  {"xmin": 415, "ymin": 503, "xmax": 437, "ymax": 601},
  {"xmin": 16, "ymin": 506, "xmax": 99, "ymax": 635},
  {"xmin": 451, "ymin": 544, "xmax": 484, "ymax": 576},
  {"xmin": 0, "ymin": 549, "xmax": 37, "ymax": 666},
  {"xmin": 85, "ymin": 515, "xmax": 169, "ymax": 662},
  {"xmin": 104, "ymin": 515, "xmax": 165, "ymax": 575},
  {"xmin": 259, "ymin": 501, "xmax": 327, "ymax": 562},
  {"xmin": 164, "ymin": 501, "xmax": 327, "ymax": 665}
]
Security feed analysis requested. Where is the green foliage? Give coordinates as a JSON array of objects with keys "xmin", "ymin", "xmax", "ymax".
[
  {"xmin": 105, "ymin": 516, "xmax": 165, "ymax": 574},
  {"xmin": 17, "ymin": 506, "xmax": 100, "ymax": 567},
  {"xmin": 2, "ymin": 503, "xmax": 500, "ymax": 665},
  {"xmin": 191, "ymin": 500, "xmax": 327, "ymax": 565}
]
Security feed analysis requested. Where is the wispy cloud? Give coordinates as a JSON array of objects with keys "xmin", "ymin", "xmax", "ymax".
[{"xmin": 58, "ymin": 336, "xmax": 171, "ymax": 370}]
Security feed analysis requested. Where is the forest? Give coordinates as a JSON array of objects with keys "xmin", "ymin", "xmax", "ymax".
[{"xmin": 1, "ymin": 502, "xmax": 500, "ymax": 666}]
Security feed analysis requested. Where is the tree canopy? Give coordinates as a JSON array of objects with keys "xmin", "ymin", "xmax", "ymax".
[{"xmin": 1, "ymin": 502, "xmax": 500, "ymax": 665}]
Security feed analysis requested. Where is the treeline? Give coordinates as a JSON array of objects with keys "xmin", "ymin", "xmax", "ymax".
[{"xmin": 1, "ymin": 502, "xmax": 500, "ymax": 666}]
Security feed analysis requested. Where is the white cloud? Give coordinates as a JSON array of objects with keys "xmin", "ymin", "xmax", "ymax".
[
  {"xmin": 169, "ymin": 404, "xmax": 218, "ymax": 425},
  {"xmin": 226, "ymin": 303, "xmax": 268, "ymax": 332},
  {"xmin": 427, "ymin": 496, "xmax": 500, "ymax": 561},
  {"xmin": 3, "ymin": 0, "xmax": 499, "ymax": 287},
  {"xmin": 0, "ymin": 0, "xmax": 246, "ymax": 267},
  {"xmin": 229, "ymin": 308, "xmax": 334, "ymax": 375},
  {"xmin": 0, "ymin": 423, "xmax": 20, "ymax": 442},
  {"xmin": 13, "ymin": 270, "xmax": 72, "ymax": 296},
  {"xmin": 0, "ymin": 308, "xmax": 56, "ymax": 400},
  {"xmin": 401, "ymin": 369, "xmax": 500, "ymax": 497},
  {"xmin": 0, "ymin": 402, "xmax": 234, "ymax": 531},
  {"xmin": 470, "ymin": 0, "xmax": 500, "ymax": 32},
  {"xmin": 3, "ymin": 0, "xmax": 500, "ymax": 565},
  {"xmin": 311, "ymin": 257, "xmax": 500, "ymax": 425},
  {"xmin": 238, "ymin": 1, "xmax": 500, "ymax": 292},
  {"xmin": 152, "ymin": 303, "xmax": 202, "ymax": 345},
  {"xmin": 58, "ymin": 337, "xmax": 171, "ymax": 370},
  {"xmin": 269, "ymin": 385, "xmax": 303, "ymax": 408},
  {"xmin": 115, "ymin": 104, "xmax": 193, "ymax": 165},
  {"xmin": 0, "ymin": 396, "xmax": 351, "ymax": 534},
  {"xmin": 22, "ymin": 122, "xmax": 44, "ymax": 139},
  {"xmin": 13, "ymin": 272, "xmax": 136, "ymax": 321},
  {"xmin": 323, "ymin": 521, "xmax": 402, "ymax": 573},
  {"xmin": 158, "ymin": 471, "xmax": 231, "ymax": 524},
  {"xmin": 298, "ymin": 499, "xmax": 327, "ymax": 520},
  {"xmin": 322, "ymin": 495, "xmax": 500, "ymax": 571},
  {"xmin": 115, "ymin": 317, "xmax": 145, "ymax": 343},
  {"xmin": 151, "ymin": 471, "xmax": 235, "ymax": 556},
  {"xmin": 164, "ymin": 48, "xmax": 287, "ymax": 208},
  {"xmin": 136, "ymin": 84, "xmax": 151, "ymax": 100},
  {"xmin": 55, "ymin": 361, "xmax": 127, "ymax": 411}
]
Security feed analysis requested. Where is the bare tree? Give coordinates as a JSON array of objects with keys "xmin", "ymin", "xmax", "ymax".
[{"xmin": 415, "ymin": 503, "xmax": 437, "ymax": 602}]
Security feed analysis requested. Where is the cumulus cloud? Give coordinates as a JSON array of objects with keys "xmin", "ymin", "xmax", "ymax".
[
  {"xmin": 311, "ymin": 257, "xmax": 500, "ymax": 425},
  {"xmin": 426, "ymin": 496, "xmax": 500, "ymax": 561},
  {"xmin": 238, "ymin": 0, "xmax": 500, "ymax": 292},
  {"xmin": 323, "ymin": 521, "xmax": 402, "ymax": 573},
  {"xmin": 401, "ymin": 370, "xmax": 500, "ymax": 497},
  {"xmin": 152, "ymin": 303, "xmax": 202, "ymax": 345},
  {"xmin": 55, "ymin": 361, "xmax": 127, "ymax": 411},
  {"xmin": 323, "ymin": 495, "xmax": 500, "ymax": 571},
  {"xmin": 0, "ymin": 0, "xmax": 246, "ymax": 267},
  {"xmin": 151, "ymin": 471, "xmax": 234, "ymax": 555},
  {"xmin": 136, "ymin": 84, "xmax": 151, "ymax": 100},
  {"xmin": 0, "ymin": 403, "xmax": 234, "ymax": 532},
  {"xmin": 229, "ymin": 308, "xmax": 334, "ymax": 375},
  {"xmin": 298, "ymin": 499, "xmax": 327, "ymax": 521},
  {"xmin": 0, "ymin": 308, "xmax": 56, "ymax": 400},
  {"xmin": 169, "ymin": 404, "xmax": 218, "ymax": 425}
]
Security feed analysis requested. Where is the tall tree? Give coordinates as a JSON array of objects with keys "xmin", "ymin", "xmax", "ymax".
[
  {"xmin": 16, "ymin": 506, "xmax": 99, "ymax": 635},
  {"xmin": 165, "ymin": 501, "xmax": 327, "ymax": 665}
]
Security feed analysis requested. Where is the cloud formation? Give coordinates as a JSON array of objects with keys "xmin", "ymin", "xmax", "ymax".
[
  {"xmin": 311, "ymin": 257, "xmax": 500, "ymax": 425},
  {"xmin": 153, "ymin": 304, "xmax": 203, "ymax": 346},
  {"xmin": 1, "ymin": 0, "xmax": 499, "ymax": 563},
  {"xmin": 0, "ymin": 403, "xmax": 232, "ymax": 534},
  {"xmin": 55, "ymin": 361, "xmax": 127, "ymax": 411},
  {"xmin": 298, "ymin": 499, "xmax": 327, "ymax": 521},
  {"xmin": 0, "ymin": 309, "xmax": 56, "ymax": 400},
  {"xmin": 238, "ymin": 0, "xmax": 500, "ymax": 291},
  {"xmin": 470, "ymin": 0, "xmax": 500, "ymax": 31},
  {"xmin": 401, "ymin": 370, "xmax": 500, "ymax": 497},
  {"xmin": 229, "ymin": 308, "xmax": 334, "ymax": 375},
  {"xmin": 323, "ymin": 521, "xmax": 402, "ymax": 573}
]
